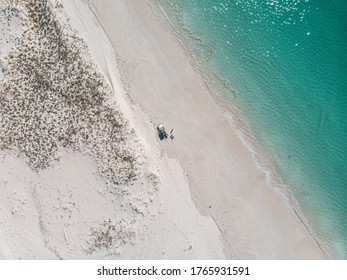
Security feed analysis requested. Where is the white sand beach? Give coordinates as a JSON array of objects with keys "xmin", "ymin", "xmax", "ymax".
[{"xmin": 0, "ymin": 0, "xmax": 328, "ymax": 259}]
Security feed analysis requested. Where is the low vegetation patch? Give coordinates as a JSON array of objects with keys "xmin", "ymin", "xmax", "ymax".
[
  {"xmin": 0, "ymin": 0, "xmax": 142, "ymax": 185},
  {"xmin": 86, "ymin": 219, "xmax": 135, "ymax": 254}
]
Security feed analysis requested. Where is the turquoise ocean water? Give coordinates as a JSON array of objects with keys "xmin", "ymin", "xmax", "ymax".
[{"xmin": 158, "ymin": 0, "xmax": 347, "ymax": 258}]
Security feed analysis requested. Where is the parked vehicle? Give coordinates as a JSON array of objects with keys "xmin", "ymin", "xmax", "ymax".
[{"xmin": 157, "ymin": 123, "xmax": 168, "ymax": 140}]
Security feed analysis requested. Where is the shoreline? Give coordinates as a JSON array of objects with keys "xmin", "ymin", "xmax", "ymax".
[
  {"xmin": 150, "ymin": 0, "xmax": 333, "ymax": 259},
  {"xmin": 153, "ymin": 1, "xmax": 332, "ymax": 258},
  {"xmin": 87, "ymin": 0, "xmax": 331, "ymax": 258}
]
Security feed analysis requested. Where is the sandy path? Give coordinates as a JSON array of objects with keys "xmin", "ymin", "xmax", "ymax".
[
  {"xmin": 0, "ymin": 217, "xmax": 14, "ymax": 259},
  {"xmin": 88, "ymin": 0, "xmax": 327, "ymax": 259}
]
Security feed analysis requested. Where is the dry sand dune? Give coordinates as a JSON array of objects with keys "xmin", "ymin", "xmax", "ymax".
[{"xmin": 0, "ymin": 0, "xmax": 223, "ymax": 259}]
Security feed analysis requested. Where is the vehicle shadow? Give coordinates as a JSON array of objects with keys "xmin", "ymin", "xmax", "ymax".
[{"xmin": 158, "ymin": 131, "xmax": 166, "ymax": 141}]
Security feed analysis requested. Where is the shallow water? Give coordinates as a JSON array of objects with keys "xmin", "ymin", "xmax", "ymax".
[{"xmin": 159, "ymin": 0, "xmax": 347, "ymax": 258}]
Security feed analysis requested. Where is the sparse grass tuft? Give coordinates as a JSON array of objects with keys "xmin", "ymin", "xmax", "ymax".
[{"xmin": 86, "ymin": 219, "xmax": 135, "ymax": 254}]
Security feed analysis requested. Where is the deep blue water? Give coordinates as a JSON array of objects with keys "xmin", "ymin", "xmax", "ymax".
[{"xmin": 159, "ymin": 0, "xmax": 347, "ymax": 258}]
